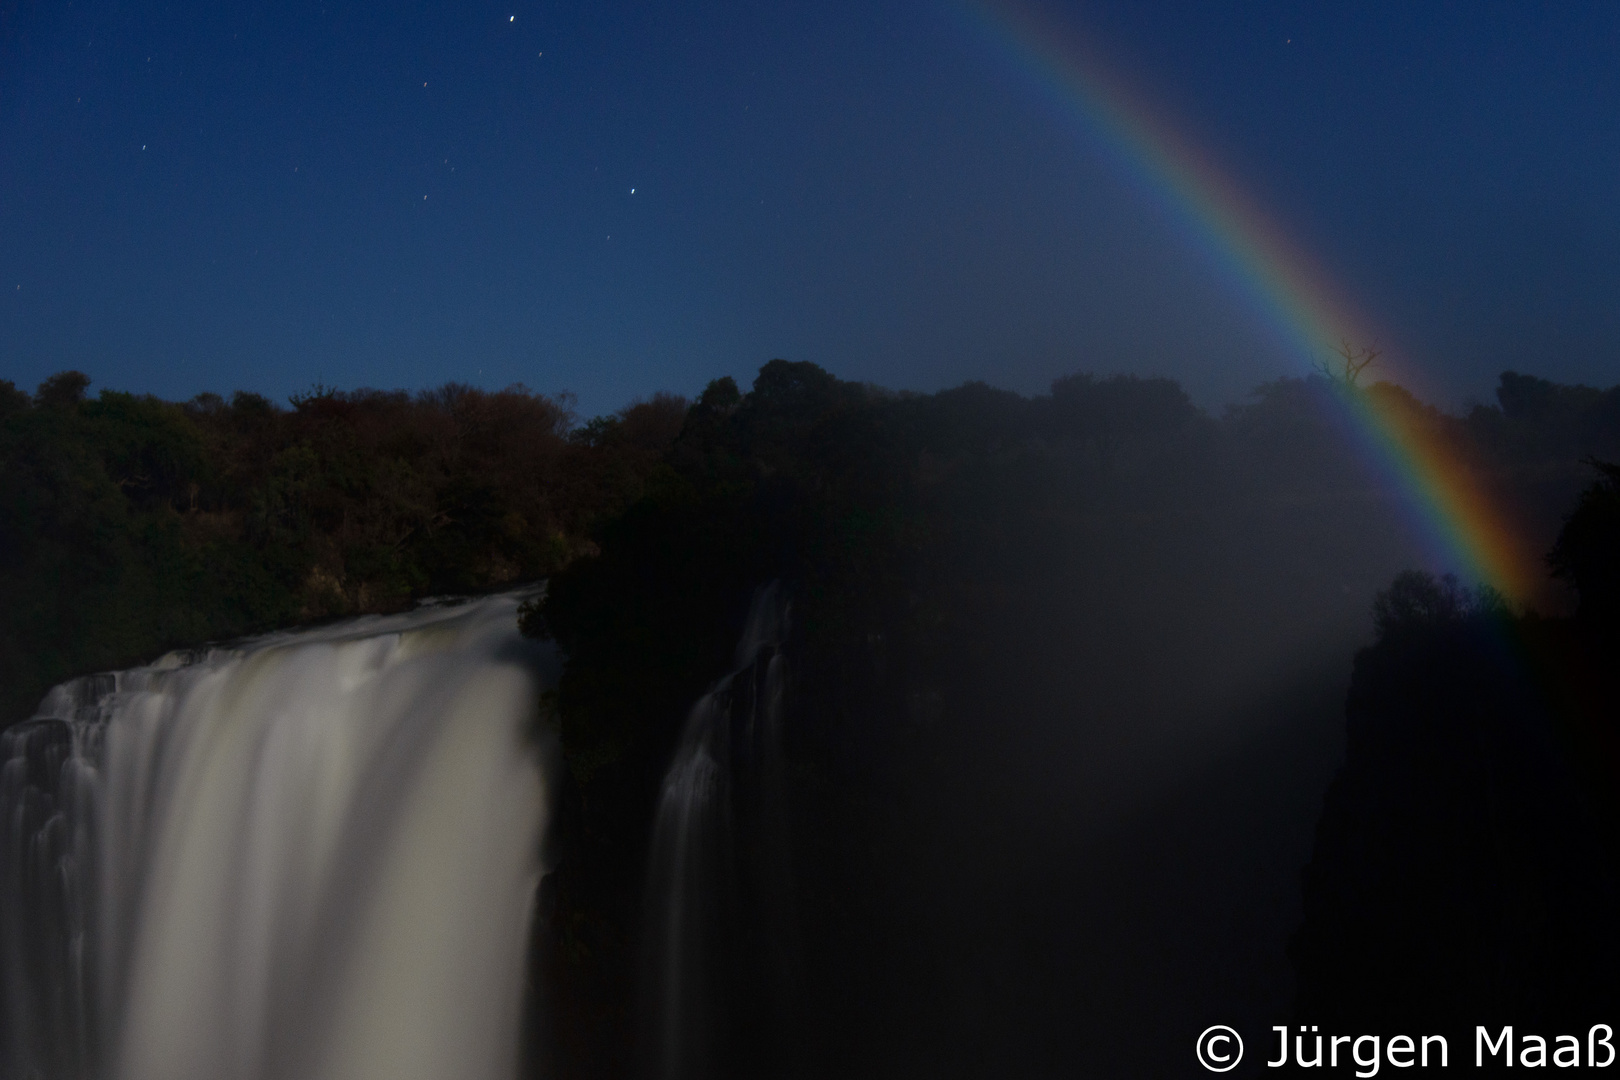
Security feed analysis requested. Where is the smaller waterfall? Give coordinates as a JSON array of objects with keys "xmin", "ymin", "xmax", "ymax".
[
  {"xmin": 642, "ymin": 584, "xmax": 797, "ymax": 1080},
  {"xmin": 0, "ymin": 593, "xmax": 555, "ymax": 1080}
]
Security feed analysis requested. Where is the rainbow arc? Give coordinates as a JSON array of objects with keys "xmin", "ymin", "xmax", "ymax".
[{"xmin": 964, "ymin": 0, "xmax": 1538, "ymax": 601}]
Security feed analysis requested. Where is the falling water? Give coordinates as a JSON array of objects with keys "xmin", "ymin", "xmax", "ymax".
[
  {"xmin": 642, "ymin": 584, "xmax": 796, "ymax": 1080},
  {"xmin": 0, "ymin": 592, "xmax": 555, "ymax": 1080}
]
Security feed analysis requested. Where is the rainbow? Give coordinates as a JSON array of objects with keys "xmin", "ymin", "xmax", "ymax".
[{"xmin": 960, "ymin": 0, "xmax": 1539, "ymax": 602}]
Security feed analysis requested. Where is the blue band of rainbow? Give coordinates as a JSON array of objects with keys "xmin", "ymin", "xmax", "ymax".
[{"xmin": 961, "ymin": 0, "xmax": 1536, "ymax": 601}]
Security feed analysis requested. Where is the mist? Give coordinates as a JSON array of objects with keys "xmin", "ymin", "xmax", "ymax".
[{"xmin": 3, "ymin": 361, "xmax": 1618, "ymax": 1077}]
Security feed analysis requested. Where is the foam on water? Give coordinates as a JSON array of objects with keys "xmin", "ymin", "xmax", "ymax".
[{"xmin": 1, "ymin": 592, "xmax": 555, "ymax": 1080}]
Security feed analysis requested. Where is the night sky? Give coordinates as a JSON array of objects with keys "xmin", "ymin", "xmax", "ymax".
[{"xmin": 2, "ymin": 0, "xmax": 1617, "ymax": 418}]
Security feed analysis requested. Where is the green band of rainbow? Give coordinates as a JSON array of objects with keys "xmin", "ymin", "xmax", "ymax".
[{"xmin": 961, "ymin": 0, "xmax": 1536, "ymax": 601}]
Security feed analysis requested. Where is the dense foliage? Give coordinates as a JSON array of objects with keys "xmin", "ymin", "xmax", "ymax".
[
  {"xmin": 6, "ymin": 360, "xmax": 1619, "ymax": 1077},
  {"xmin": 1292, "ymin": 532, "xmax": 1620, "ymax": 1037},
  {"xmin": 0, "ymin": 372, "xmax": 685, "ymax": 725},
  {"xmin": 526, "ymin": 362, "xmax": 1620, "ymax": 1079},
  {"xmin": 1549, "ymin": 458, "xmax": 1620, "ymax": 624}
]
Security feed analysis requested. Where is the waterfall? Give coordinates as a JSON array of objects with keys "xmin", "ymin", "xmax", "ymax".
[
  {"xmin": 641, "ymin": 584, "xmax": 796, "ymax": 1080},
  {"xmin": 0, "ymin": 592, "xmax": 555, "ymax": 1080}
]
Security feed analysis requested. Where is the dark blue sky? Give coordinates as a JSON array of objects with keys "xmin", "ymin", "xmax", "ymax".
[{"xmin": 3, "ymin": 0, "xmax": 1617, "ymax": 418}]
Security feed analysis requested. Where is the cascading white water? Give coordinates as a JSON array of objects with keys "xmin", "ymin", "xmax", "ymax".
[
  {"xmin": 0, "ymin": 592, "xmax": 555, "ymax": 1080},
  {"xmin": 641, "ymin": 584, "xmax": 795, "ymax": 1080}
]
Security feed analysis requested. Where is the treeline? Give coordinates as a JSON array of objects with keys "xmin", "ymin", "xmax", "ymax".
[
  {"xmin": 0, "ymin": 371, "xmax": 685, "ymax": 724},
  {"xmin": 6, "ymin": 359, "xmax": 1620, "ymax": 1076},
  {"xmin": 1292, "ymin": 468, "xmax": 1620, "ymax": 1040},
  {"xmin": 524, "ymin": 361, "xmax": 1620, "ymax": 1079}
]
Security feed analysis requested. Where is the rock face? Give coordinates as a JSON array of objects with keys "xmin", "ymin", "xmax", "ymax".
[{"xmin": 1292, "ymin": 573, "xmax": 1620, "ymax": 1033}]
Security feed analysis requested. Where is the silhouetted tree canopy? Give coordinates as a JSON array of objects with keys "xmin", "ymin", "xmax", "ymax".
[
  {"xmin": 525, "ymin": 361, "xmax": 1620, "ymax": 1080},
  {"xmin": 6, "ymin": 360, "xmax": 1620, "ymax": 1079},
  {"xmin": 1294, "ymin": 553, "xmax": 1620, "ymax": 1042},
  {"xmin": 1548, "ymin": 458, "xmax": 1620, "ymax": 626},
  {"xmin": 0, "ymin": 374, "xmax": 685, "ymax": 725}
]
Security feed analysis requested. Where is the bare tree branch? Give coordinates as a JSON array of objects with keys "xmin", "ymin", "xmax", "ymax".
[{"xmin": 1316, "ymin": 340, "xmax": 1381, "ymax": 386}]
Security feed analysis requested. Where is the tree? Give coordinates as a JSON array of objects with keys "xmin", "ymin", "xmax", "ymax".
[
  {"xmin": 1547, "ymin": 458, "xmax": 1620, "ymax": 626},
  {"xmin": 1315, "ymin": 340, "xmax": 1380, "ymax": 386}
]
